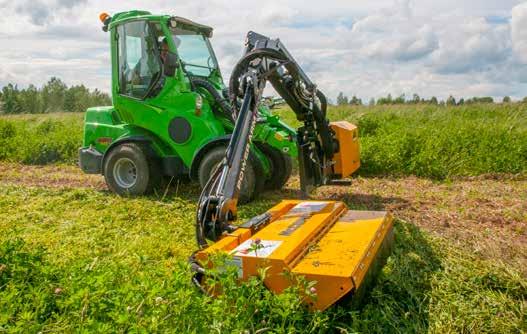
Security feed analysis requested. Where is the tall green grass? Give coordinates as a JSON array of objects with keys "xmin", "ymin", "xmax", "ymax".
[
  {"xmin": 1, "ymin": 103, "xmax": 526, "ymax": 178},
  {"xmin": 279, "ymin": 103, "xmax": 527, "ymax": 178},
  {"xmin": 0, "ymin": 113, "xmax": 82, "ymax": 165}
]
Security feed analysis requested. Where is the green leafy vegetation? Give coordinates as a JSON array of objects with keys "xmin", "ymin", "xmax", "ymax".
[
  {"xmin": 2, "ymin": 103, "xmax": 526, "ymax": 179},
  {"xmin": 0, "ymin": 186, "xmax": 524, "ymax": 333},
  {"xmin": 0, "ymin": 113, "xmax": 82, "ymax": 165},
  {"xmin": 279, "ymin": 103, "xmax": 527, "ymax": 178}
]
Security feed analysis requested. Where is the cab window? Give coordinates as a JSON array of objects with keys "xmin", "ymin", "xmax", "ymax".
[{"xmin": 117, "ymin": 21, "xmax": 161, "ymax": 99}]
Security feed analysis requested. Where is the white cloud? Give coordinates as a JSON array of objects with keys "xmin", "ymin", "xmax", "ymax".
[
  {"xmin": 0, "ymin": 0, "xmax": 526, "ymax": 101},
  {"xmin": 428, "ymin": 17, "xmax": 511, "ymax": 74},
  {"xmin": 512, "ymin": 2, "xmax": 527, "ymax": 63}
]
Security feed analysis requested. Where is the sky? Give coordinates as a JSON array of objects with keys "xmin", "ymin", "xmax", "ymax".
[{"xmin": 0, "ymin": 0, "xmax": 526, "ymax": 102}]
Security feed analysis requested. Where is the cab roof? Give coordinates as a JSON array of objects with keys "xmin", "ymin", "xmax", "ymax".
[{"xmin": 108, "ymin": 10, "xmax": 213, "ymax": 37}]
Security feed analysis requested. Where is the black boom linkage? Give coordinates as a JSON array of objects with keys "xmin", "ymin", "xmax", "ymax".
[{"xmin": 195, "ymin": 31, "xmax": 340, "ymax": 247}]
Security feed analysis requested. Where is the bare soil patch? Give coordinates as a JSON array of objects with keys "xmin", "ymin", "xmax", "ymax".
[
  {"xmin": 313, "ymin": 176, "xmax": 527, "ymax": 273},
  {"xmin": 0, "ymin": 162, "xmax": 105, "ymax": 190}
]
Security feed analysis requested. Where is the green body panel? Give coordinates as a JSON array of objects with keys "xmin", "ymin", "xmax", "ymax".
[{"xmin": 81, "ymin": 10, "xmax": 297, "ymax": 179}]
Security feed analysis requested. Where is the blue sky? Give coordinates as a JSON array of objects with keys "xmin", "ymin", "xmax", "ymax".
[{"xmin": 0, "ymin": 0, "xmax": 526, "ymax": 102}]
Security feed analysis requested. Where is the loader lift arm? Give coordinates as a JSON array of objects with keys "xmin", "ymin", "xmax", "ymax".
[{"xmin": 196, "ymin": 31, "xmax": 342, "ymax": 247}]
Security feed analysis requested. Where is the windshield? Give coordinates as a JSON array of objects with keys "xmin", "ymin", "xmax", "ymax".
[{"xmin": 170, "ymin": 28, "xmax": 219, "ymax": 77}]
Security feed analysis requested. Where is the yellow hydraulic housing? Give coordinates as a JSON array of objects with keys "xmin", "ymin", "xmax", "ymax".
[
  {"xmin": 197, "ymin": 200, "xmax": 394, "ymax": 311},
  {"xmin": 330, "ymin": 121, "xmax": 360, "ymax": 178}
]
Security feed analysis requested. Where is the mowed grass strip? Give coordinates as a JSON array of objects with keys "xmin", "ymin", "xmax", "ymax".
[{"xmin": 0, "ymin": 185, "xmax": 525, "ymax": 333}]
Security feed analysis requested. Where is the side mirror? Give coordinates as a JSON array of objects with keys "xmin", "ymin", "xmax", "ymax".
[{"xmin": 164, "ymin": 52, "xmax": 179, "ymax": 77}]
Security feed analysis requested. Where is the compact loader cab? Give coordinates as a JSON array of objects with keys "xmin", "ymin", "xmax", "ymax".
[{"xmin": 79, "ymin": 11, "xmax": 296, "ymax": 201}]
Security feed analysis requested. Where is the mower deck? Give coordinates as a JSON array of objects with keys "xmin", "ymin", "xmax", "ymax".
[{"xmin": 197, "ymin": 200, "xmax": 394, "ymax": 310}]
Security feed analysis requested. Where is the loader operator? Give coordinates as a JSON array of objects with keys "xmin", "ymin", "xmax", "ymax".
[
  {"xmin": 130, "ymin": 37, "xmax": 172, "ymax": 86},
  {"xmin": 130, "ymin": 36, "xmax": 180, "ymax": 86},
  {"xmin": 159, "ymin": 38, "xmax": 169, "ymax": 64},
  {"xmin": 159, "ymin": 36, "xmax": 181, "ymax": 64}
]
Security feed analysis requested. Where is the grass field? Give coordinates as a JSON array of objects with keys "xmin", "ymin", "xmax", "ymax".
[
  {"xmin": 1, "ymin": 103, "xmax": 526, "ymax": 178},
  {"xmin": 1, "ymin": 105, "xmax": 526, "ymax": 332},
  {"xmin": 281, "ymin": 103, "xmax": 527, "ymax": 178}
]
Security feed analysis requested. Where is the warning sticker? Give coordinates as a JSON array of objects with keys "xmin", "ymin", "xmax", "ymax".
[{"xmin": 232, "ymin": 239, "xmax": 282, "ymax": 258}]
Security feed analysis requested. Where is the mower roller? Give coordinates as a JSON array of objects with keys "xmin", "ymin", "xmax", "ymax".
[{"xmin": 191, "ymin": 32, "xmax": 394, "ymax": 310}]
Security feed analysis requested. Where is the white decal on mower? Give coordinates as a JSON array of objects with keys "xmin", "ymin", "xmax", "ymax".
[{"xmin": 232, "ymin": 239, "xmax": 282, "ymax": 258}]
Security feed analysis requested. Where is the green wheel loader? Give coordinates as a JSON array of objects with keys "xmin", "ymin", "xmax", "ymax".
[{"xmin": 79, "ymin": 11, "xmax": 296, "ymax": 202}]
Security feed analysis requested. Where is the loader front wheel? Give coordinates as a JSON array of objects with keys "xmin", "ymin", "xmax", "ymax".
[
  {"xmin": 257, "ymin": 143, "xmax": 292, "ymax": 190},
  {"xmin": 198, "ymin": 146, "xmax": 259, "ymax": 204},
  {"xmin": 104, "ymin": 143, "xmax": 160, "ymax": 196}
]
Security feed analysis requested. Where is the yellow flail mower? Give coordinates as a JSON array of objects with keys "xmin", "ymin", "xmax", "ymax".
[{"xmin": 190, "ymin": 31, "xmax": 394, "ymax": 311}]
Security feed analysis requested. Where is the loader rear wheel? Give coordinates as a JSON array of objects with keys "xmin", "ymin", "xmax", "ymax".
[
  {"xmin": 104, "ymin": 143, "xmax": 160, "ymax": 196},
  {"xmin": 198, "ymin": 146, "xmax": 261, "ymax": 204},
  {"xmin": 257, "ymin": 143, "xmax": 293, "ymax": 190}
]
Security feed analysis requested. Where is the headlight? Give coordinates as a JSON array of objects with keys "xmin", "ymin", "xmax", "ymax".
[{"xmin": 195, "ymin": 95, "xmax": 203, "ymax": 115}]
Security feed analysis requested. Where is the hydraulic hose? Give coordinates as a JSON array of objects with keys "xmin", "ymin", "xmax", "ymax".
[
  {"xmin": 190, "ymin": 77, "xmax": 235, "ymax": 122},
  {"xmin": 188, "ymin": 251, "xmax": 209, "ymax": 294},
  {"xmin": 229, "ymin": 48, "xmax": 336, "ymax": 158}
]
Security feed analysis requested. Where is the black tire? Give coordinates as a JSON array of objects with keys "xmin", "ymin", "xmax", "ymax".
[
  {"xmin": 256, "ymin": 143, "xmax": 293, "ymax": 190},
  {"xmin": 103, "ymin": 143, "xmax": 161, "ymax": 196},
  {"xmin": 197, "ymin": 146, "xmax": 263, "ymax": 204}
]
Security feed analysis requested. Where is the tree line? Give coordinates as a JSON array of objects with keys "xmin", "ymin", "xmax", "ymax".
[
  {"xmin": 0, "ymin": 78, "xmax": 111, "ymax": 114},
  {"xmin": 336, "ymin": 92, "xmax": 526, "ymax": 106}
]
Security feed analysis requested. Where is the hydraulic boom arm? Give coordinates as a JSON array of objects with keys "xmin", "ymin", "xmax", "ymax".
[{"xmin": 196, "ymin": 31, "xmax": 342, "ymax": 247}]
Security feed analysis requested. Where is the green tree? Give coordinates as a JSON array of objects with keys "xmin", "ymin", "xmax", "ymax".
[
  {"xmin": 336, "ymin": 92, "xmax": 349, "ymax": 105},
  {"xmin": 446, "ymin": 95, "xmax": 456, "ymax": 106},
  {"xmin": 350, "ymin": 95, "xmax": 362, "ymax": 105},
  {"xmin": 64, "ymin": 85, "xmax": 91, "ymax": 112},
  {"xmin": 89, "ymin": 88, "xmax": 112, "ymax": 107},
  {"xmin": 1, "ymin": 78, "xmax": 112, "ymax": 114},
  {"xmin": 368, "ymin": 98, "xmax": 375, "ymax": 106},
  {"xmin": 42, "ymin": 77, "xmax": 67, "ymax": 112},
  {"xmin": 481, "ymin": 97, "xmax": 494, "ymax": 103},
  {"xmin": 377, "ymin": 94, "xmax": 393, "ymax": 105},
  {"xmin": 468, "ymin": 97, "xmax": 494, "ymax": 104},
  {"xmin": 429, "ymin": 96, "xmax": 438, "ymax": 105},
  {"xmin": 18, "ymin": 84, "xmax": 42, "ymax": 113},
  {"xmin": 502, "ymin": 96, "xmax": 511, "ymax": 103},
  {"xmin": 394, "ymin": 94, "xmax": 405, "ymax": 104},
  {"xmin": 0, "ymin": 84, "xmax": 22, "ymax": 114}
]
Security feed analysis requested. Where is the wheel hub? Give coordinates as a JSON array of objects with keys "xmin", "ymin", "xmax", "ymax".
[{"xmin": 113, "ymin": 158, "xmax": 137, "ymax": 189}]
